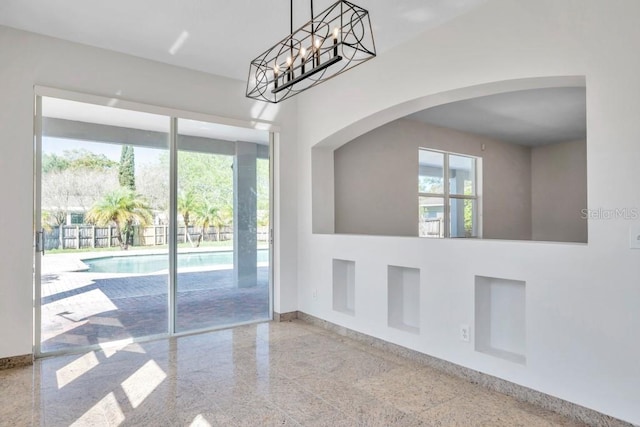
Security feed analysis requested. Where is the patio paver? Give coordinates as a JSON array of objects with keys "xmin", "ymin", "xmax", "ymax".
[{"xmin": 40, "ymin": 252, "xmax": 269, "ymax": 353}]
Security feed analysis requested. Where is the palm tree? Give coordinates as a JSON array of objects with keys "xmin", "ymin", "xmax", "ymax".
[
  {"xmin": 86, "ymin": 187, "xmax": 152, "ymax": 250},
  {"xmin": 178, "ymin": 190, "xmax": 199, "ymax": 246},
  {"xmin": 211, "ymin": 205, "xmax": 232, "ymax": 242},
  {"xmin": 194, "ymin": 201, "xmax": 219, "ymax": 247},
  {"xmin": 40, "ymin": 211, "xmax": 54, "ymax": 232}
]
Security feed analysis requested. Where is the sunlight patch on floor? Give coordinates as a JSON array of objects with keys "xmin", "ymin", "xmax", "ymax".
[
  {"xmin": 99, "ymin": 338, "xmax": 148, "ymax": 358},
  {"xmin": 56, "ymin": 352, "xmax": 100, "ymax": 389},
  {"xmin": 189, "ymin": 414, "xmax": 213, "ymax": 427},
  {"xmin": 121, "ymin": 360, "xmax": 166, "ymax": 408},
  {"xmin": 70, "ymin": 392, "xmax": 124, "ymax": 426},
  {"xmin": 51, "ymin": 288, "xmax": 118, "ymax": 321}
]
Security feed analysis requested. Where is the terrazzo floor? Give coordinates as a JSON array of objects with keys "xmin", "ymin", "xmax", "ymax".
[{"xmin": 1, "ymin": 320, "xmax": 586, "ymax": 426}]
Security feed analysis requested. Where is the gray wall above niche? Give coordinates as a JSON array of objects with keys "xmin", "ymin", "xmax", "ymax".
[
  {"xmin": 531, "ymin": 139, "xmax": 588, "ymax": 243},
  {"xmin": 334, "ymin": 119, "xmax": 420, "ymax": 237},
  {"xmin": 334, "ymin": 118, "xmax": 532, "ymax": 240}
]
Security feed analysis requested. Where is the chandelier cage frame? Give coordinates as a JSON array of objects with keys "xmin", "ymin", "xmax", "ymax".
[{"xmin": 246, "ymin": 0, "xmax": 376, "ymax": 103}]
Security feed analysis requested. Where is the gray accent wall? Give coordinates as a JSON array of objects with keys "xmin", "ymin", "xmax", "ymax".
[
  {"xmin": 334, "ymin": 120, "xmax": 419, "ymax": 236},
  {"xmin": 334, "ymin": 119, "xmax": 533, "ymax": 239},
  {"xmin": 531, "ymin": 140, "xmax": 588, "ymax": 243}
]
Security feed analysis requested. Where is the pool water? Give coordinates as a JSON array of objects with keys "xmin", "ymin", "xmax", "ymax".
[{"xmin": 84, "ymin": 250, "xmax": 269, "ymax": 274}]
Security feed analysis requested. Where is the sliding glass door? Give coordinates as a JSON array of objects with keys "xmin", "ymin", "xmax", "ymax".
[
  {"xmin": 175, "ymin": 118, "xmax": 271, "ymax": 332},
  {"xmin": 37, "ymin": 97, "xmax": 171, "ymax": 353},
  {"xmin": 35, "ymin": 93, "xmax": 272, "ymax": 355}
]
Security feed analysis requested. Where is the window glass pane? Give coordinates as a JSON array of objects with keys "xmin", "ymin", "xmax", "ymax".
[
  {"xmin": 418, "ymin": 149, "xmax": 444, "ymax": 194},
  {"xmin": 450, "ymin": 198, "xmax": 478, "ymax": 238},
  {"xmin": 449, "ymin": 154, "xmax": 476, "ymax": 196},
  {"xmin": 419, "ymin": 196, "xmax": 444, "ymax": 238},
  {"xmin": 175, "ymin": 118, "xmax": 271, "ymax": 332},
  {"xmin": 40, "ymin": 96, "xmax": 170, "ymax": 353}
]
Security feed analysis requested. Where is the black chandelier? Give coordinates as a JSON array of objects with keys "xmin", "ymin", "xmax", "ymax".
[{"xmin": 246, "ymin": 0, "xmax": 376, "ymax": 103}]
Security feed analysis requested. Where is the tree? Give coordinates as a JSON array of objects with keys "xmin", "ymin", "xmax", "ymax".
[
  {"xmin": 464, "ymin": 181, "xmax": 474, "ymax": 237},
  {"xmin": 42, "ymin": 168, "xmax": 119, "ymax": 225},
  {"xmin": 119, "ymin": 145, "xmax": 136, "ymax": 191},
  {"xmin": 172, "ymin": 151, "xmax": 233, "ymax": 210},
  {"xmin": 210, "ymin": 206, "xmax": 233, "ymax": 242},
  {"xmin": 86, "ymin": 188, "xmax": 152, "ymax": 250},
  {"xmin": 137, "ymin": 161, "xmax": 169, "ymax": 213},
  {"xmin": 40, "ymin": 211, "xmax": 54, "ymax": 232},
  {"xmin": 178, "ymin": 190, "xmax": 200, "ymax": 246},
  {"xmin": 42, "ymin": 153, "xmax": 70, "ymax": 173},
  {"xmin": 42, "ymin": 149, "xmax": 119, "ymax": 226},
  {"xmin": 194, "ymin": 201, "xmax": 219, "ymax": 247},
  {"xmin": 256, "ymin": 157, "xmax": 270, "ymax": 213},
  {"xmin": 43, "ymin": 149, "xmax": 117, "ymax": 173},
  {"xmin": 257, "ymin": 210, "xmax": 270, "ymax": 227}
]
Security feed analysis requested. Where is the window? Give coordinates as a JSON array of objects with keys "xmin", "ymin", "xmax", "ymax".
[
  {"xmin": 419, "ymin": 148, "xmax": 480, "ymax": 238},
  {"xmin": 69, "ymin": 213, "xmax": 84, "ymax": 225}
]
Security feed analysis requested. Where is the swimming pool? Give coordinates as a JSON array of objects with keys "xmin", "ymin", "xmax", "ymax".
[{"xmin": 84, "ymin": 250, "xmax": 269, "ymax": 274}]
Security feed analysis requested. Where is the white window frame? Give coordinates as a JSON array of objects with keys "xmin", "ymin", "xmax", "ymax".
[{"xmin": 418, "ymin": 148, "xmax": 482, "ymax": 238}]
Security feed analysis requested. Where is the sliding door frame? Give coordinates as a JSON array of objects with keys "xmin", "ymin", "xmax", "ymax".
[{"xmin": 33, "ymin": 86, "xmax": 278, "ymax": 357}]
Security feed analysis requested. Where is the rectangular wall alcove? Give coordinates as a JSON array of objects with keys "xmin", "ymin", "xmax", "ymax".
[
  {"xmin": 388, "ymin": 266, "xmax": 420, "ymax": 334},
  {"xmin": 475, "ymin": 276, "xmax": 526, "ymax": 364},
  {"xmin": 333, "ymin": 259, "xmax": 355, "ymax": 315}
]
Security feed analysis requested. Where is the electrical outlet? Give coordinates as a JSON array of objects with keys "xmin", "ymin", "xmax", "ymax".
[
  {"xmin": 312, "ymin": 289, "xmax": 318, "ymax": 300},
  {"xmin": 460, "ymin": 324, "xmax": 470, "ymax": 342}
]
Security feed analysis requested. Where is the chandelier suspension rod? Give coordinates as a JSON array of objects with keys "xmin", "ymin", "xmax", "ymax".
[
  {"xmin": 310, "ymin": 0, "xmax": 315, "ymax": 60},
  {"xmin": 290, "ymin": 0, "xmax": 294, "ymax": 59}
]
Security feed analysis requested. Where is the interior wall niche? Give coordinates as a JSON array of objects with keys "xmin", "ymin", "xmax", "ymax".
[
  {"xmin": 475, "ymin": 276, "xmax": 526, "ymax": 365},
  {"xmin": 323, "ymin": 84, "xmax": 588, "ymax": 243},
  {"xmin": 332, "ymin": 259, "xmax": 355, "ymax": 315},
  {"xmin": 387, "ymin": 265, "xmax": 420, "ymax": 334}
]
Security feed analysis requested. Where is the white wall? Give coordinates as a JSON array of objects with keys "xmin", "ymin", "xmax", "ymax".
[
  {"xmin": 296, "ymin": 0, "xmax": 640, "ymax": 424},
  {"xmin": 334, "ymin": 118, "xmax": 532, "ymax": 239},
  {"xmin": 0, "ymin": 25, "xmax": 298, "ymax": 359},
  {"xmin": 532, "ymin": 139, "xmax": 588, "ymax": 242}
]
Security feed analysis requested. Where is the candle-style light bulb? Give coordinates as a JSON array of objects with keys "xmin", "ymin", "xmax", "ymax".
[
  {"xmin": 333, "ymin": 27, "xmax": 339, "ymax": 56},
  {"xmin": 314, "ymin": 38, "xmax": 322, "ymax": 66},
  {"xmin": 273, "ymin": 64, "xmax": 280, "ymax": 89},
  {"xmin": 286, "ymin": 56, "xmax": 293, "ymax": 81},
  {"xmin": 300, "ymin": 47, "xmax": 307, "ymax": 74}
]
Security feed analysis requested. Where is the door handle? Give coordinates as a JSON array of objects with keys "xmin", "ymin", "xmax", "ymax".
[{"xmin": 36, "ymin": 229, "xmax": 45, "ymax": 256}]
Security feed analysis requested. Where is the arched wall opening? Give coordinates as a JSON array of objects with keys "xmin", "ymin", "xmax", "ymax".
[{"xmin": 311, "ymin": 75, "xmax": 587, "ymax": 243}]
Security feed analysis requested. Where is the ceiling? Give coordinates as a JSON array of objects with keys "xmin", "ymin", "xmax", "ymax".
[
  {"xmin": 407, "ymin": 87, "xmax": 587, "ymax": 146},
  {"xmin": 43, "ymin": 97, "xmax": 270, "ymax": 144},
  {"xmin": 0, "ymin": 0, "xmax": 486, "ymax": 80}
]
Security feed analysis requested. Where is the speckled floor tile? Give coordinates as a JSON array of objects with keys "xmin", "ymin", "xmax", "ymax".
[
  {"xmin": 220, "ymin": 398, "xmax": 300, "ymax": 426},
  {"xmin": 313, "ymin": 348, "xmax": 401, "ymax": 384},
  {"xmin": 0, "ymin": 320, "xmax": 596, "ymax": 427},
  {"xmin": 354, "ymin": 365, "xmax": 468, "ymax": 415},
  {"xmin": 298, "ymin": 376, "xmax": 426, "ymax": 426}
]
